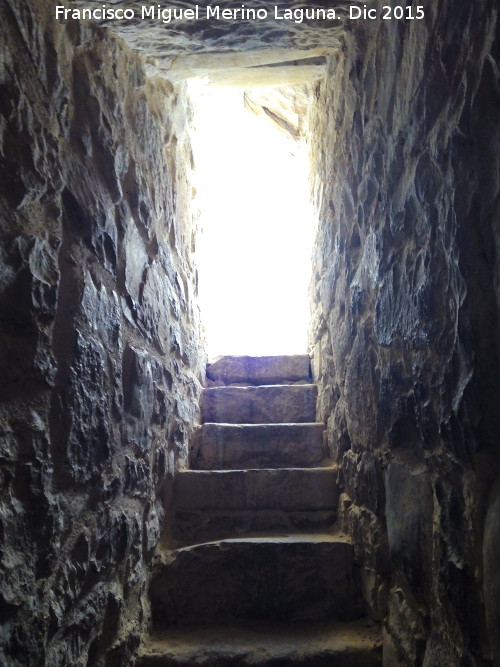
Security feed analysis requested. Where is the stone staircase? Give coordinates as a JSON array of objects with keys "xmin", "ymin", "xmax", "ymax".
[{"xmin": 138, "ymin": 355, "xmax": 382, "ymax": 666}]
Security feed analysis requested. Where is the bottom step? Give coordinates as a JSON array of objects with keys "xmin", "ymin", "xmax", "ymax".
[
  {"xmin": 137, "ymin": 619, "xmax": 382, "ymax": 666},
  {"xmin": 150, "ymin": 534, "xmax": 362, "ymax": 625}
]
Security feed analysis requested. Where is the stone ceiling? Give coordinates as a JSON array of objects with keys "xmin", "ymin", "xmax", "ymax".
[
  {"xmin": 68, "ymin": 0, "xmax": 369, "ymax": 141},
  {"xmin": 70, "ymin": 0, "xmax": 365, "ymax": 85}
]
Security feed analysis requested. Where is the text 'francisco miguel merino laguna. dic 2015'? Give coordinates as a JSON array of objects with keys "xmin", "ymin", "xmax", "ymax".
[{"xmin": 55, "ymin": 4, "xmax": 339, "ymax": 24}]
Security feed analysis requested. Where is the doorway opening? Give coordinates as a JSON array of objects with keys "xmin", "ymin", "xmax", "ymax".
[{"xmin": 188, "ymin": 81, "xmax": 316, "ymax": 359}]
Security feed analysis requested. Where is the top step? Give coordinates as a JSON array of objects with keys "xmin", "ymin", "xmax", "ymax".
[{"xmin": 207, "ymin": 355, "xmax": 311, "ymax": 386}]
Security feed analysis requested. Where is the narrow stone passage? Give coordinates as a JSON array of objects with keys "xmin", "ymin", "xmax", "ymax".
[
  {"xmin": 138, "ymin": 356, "xmax": 382, "ymax": 665},
  {"xmin": 3, "ymin": 3, "xmax": 499, "ymax": 663}
]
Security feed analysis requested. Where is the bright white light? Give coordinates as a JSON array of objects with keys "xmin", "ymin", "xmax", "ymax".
[{"xmin": 189, "ymin": 83, "xmax": 315, "ymax": 359}]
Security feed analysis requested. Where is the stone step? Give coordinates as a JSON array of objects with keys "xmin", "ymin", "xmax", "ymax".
[
  {"xmin": 173, "ymin": 507, "xmax": 337, "ymax": 545},
  {"xmin": 191, "ymin": 423, "xmax": 326, "ymax": 470},
  {"xmin": 137, "ymin": 618, "xmax": 382, "ymax": 666},
  {"xmin": 150, "ymin": 533, "xmax": 363, "ymax": 627},
  {"xmin": 178, "ymin": 452, "xmax": 336, "ymax": 544},
  {"xmin": 200, "ymin": 384, "xmax": 318, "ymax": 424},
  {"xmin": 206, "ymin": 355, "xmax": 311, "ymax": 385},
  {"xmin": 174, "ymin": 467, "xmax": 339, "ymax": 512}
]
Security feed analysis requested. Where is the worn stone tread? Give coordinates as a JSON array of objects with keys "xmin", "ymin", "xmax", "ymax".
[
  {"xmin": 191, "ymin": 422, "xmax": 326, "ymax": 469},
  {"xmin": 174, "ymin": 467, "xmax": 339, "ymax": 510},
  {"xmin": 173, "ymin": 508, "xmax": 337, "ymax": 545},
  {"xmin": 206, "ymin": 355, "xmax": 311, "ymax": 385},
  {"xmin": 150, "ymin": 532, "xmax": 363, "ymax": 625},
  {"xmin": 173, "ymin": 531, "xmax": 352, "ymax": 546},
  {"xmin": 200, "ymin": 384, "xmax": 318, "ymax": 424},
  {"xmin": 137, "ymin": 618, "xmax": 382, "ymax": 666}
]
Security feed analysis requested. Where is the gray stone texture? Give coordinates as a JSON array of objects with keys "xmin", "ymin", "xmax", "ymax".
[
  {"xmin": 171, "ymin": 364, "xmax": 337, "ymax": 544},
  {"xmin": 207, "ymin": 354, "xmax": 311, "ymax": 385},
  {"xmin": 191, "ymin": 422, "xmax": 326, "ymax": 469},
  {"xmin": 71, "ymin": 0, "xmax": 353, "ymax": 85},
  {"xmin": 200, "ymin": 384, "xmax": 318, "ymax": 424},
  {"xmin": 0, "ymin": 1, "xmax": 205, "ymax": 664},
  {"xmin": 173, "ymin": 507, "xmax": 337, "ymax": 545},
  {"xmin": 309, "ymin": 2, "xmax": 500, "ymax": 664},
  {"xmin": 137, "ymin": 619, "xmax": 382, "ymax": 667},
  {"xmin": 484, "ymin": 478, "xmax": 500, "ymax": 666},
  {"xmin": 150, "ymin": 534, "xmax": 363, "ymax": 625},
  {"xmin": 174, "ymin": 467, "xmax": 339, "ymax": 512}
]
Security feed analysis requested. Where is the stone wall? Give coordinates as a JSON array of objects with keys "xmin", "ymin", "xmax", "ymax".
[
  {"xmin": 0, "ymin": 1, "xmax": 205, "ymax": 664},
  {"xmin": 309, "ymin": 1, "xmax": 500, "ymax": 664}
]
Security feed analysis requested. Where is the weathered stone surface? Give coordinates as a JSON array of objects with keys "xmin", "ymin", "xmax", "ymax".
[
  {"xmin": 207, "ymin": 355, "xmax": 311, "ymax": 385},
  {"xmin": 385, "ymin": 579, "xmax": 428, "ymax": 666},
  {"xmin": 61, "ymin": 331, "xmax": 112, "ymax": 483},
  {"xmin": 150, "ymin": 534, "xmax": 363, "ymax": 625},
  {"xmin": 2, "ymin": 0, "xmax": 499, "ymax": 663},
  {"xmin": 484, "ymin": 478, "xmax": 500, "ymax": 665},
  {"xmin": 168, "ymin": 48, "xmax": 329, "ymax": 86},
  {"xmin": 421, "ymin": 638, "xmax": 459, "ymax": 667},
  {"xmin": 0, "ymin": 1, "xmax": 205, "ymax": 664},
  {"xmin": 0, "ymin": 234, "xmax": 59, "ymax": 397},
  {"xmin": 244, "ymin": 85, "xmax": 313, "ymax": 141},
  {"xmin": 337, "ymin": 494, "xmax": 390, "ymax": 575},
  {"xmin": 308, "ymin": 1, "xmax": 500, "ymax": 663},
  {"xmin": 173, "ymin": 507, "xmax": 337, "ymax": 545},
  {"xmin": 70, "ymin": 1, "xmax": 353, "ymax": 82},
  {"xmin": 137, "ymin": 619, "xmax": 382, "ymax": 666},
  {"xmin": 176, "ymin": 373, "xmax": 334, "ymax": 542},
  {"xmin": 191, "ymin": 422, "xmax": 326, "ymax": 469},
  {"xmin": 341, "ymin": 450, "xmax": 385, "ymax": 516},
  {"xmin": 384, "ymin": 462, "xmax": 433, "ymax": 591},
  {"xmin": 174, "ymin": 467, "xmax": 339, "ymax": 511},
  {"xmin": 200, "ymin": 384, "xmax": 318, "ymax": 424}
]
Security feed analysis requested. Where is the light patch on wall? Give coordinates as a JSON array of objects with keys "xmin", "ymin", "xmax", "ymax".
[{"xmin": 189, "ymin": 83, "xmax": 315, "ymax": 359}]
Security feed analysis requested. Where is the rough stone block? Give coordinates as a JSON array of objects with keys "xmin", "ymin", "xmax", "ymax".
[
  {"xmin": 122, "ymin": 344, "xmax": 154, "ymax": 448},
  {"xmin": 173, "ymin": 508, "xmax": 337, "ymax": 545},
  {"xmin": 384, "ymin": 463, "xmax": 433, "ymax": 588},
  {"xmin": 386, "ymin": 581, "xmax": 427, "ymax": 666},
  {"xmin": 62, "ymin": 332, "xmax": 111, "ymax": 483},
  {"xmin": 191, "ymin": 423, "xmax": 326, "ymax": 469},
  {"xmin": 150, "ymin": 534, "xmax": 363, "ymax": 625},
  {"xmin": 206, "ymin": 355, "xmax": 310, "ymax": 385},
  {"xmin": 338, "ymin": 494, "xmax": 390, "ymax": 574},
  {"xmin": 174, "ymin": 467, "xmax": 339, "ymax": 511},
  {"xmin": 342, "ymin": 450, "xmax": 385, "ymax": 516},
  {"xmin": 484, "ymin": 477, "xmax": 500, "ymax": 665},
  {"xmin": 200, "ymin": 384, "xmax": 317, "ymax": 424},
  {"xmin": 137, "ymin": 619, "xmax": 382, "ymax": 666}
]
